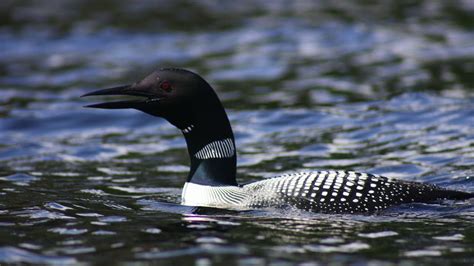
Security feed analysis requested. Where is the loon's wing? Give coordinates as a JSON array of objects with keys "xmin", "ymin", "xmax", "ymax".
[{"xmin": 244, "ymin": 171, "xmax": 473, "ymax": 214}]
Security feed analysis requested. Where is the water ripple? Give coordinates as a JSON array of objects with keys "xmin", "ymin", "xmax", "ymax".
[{"xmin": 0, "ymin": 246, "xmax": 76, "ymax": 265}]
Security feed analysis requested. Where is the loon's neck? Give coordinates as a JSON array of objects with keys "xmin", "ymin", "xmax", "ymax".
[{"xmin": 180, "ymin": 99, "xmax": 237, "ymax": 187}]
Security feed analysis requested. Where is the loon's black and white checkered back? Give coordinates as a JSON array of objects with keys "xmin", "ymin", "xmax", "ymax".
[
  {"xmin": 181, "ymin": 170, "xmax": 471, "ymax": 213},
  {"xmin": 244, "ymin": 170, "xmax": 445, "ymax": 213}
]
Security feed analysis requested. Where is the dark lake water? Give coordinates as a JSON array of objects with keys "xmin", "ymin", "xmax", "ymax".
[{"xmin": 1, "ymin": 1, "xmax": 474, "ymax": 264}]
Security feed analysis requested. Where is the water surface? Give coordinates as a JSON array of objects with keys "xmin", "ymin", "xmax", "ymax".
[{"xmin": 1, "ymin": 1, "xmax": 474, "ymax": 265}]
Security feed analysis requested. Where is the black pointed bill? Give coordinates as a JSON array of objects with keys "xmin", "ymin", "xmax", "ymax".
[
  {"xmin": 81, "ymin": 84, "xmax": 160, "ymax": 109},
  {"xmin": 81, "ymin": 85, "xmax": 132, "ymax": 97}
]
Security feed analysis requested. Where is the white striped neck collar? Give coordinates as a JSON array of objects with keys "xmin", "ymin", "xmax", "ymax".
[{"xmin": 182, "ymin": 125, "xmax": 238, "ymax": 186}]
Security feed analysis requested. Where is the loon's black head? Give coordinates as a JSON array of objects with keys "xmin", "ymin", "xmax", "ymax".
[
  {"xmin": 83, "ymin": 68, "xmax": 237, "ymax": 186},
  {"xmin": 82, "ymin": 68, "xmax": 221, "ymax": 130}
]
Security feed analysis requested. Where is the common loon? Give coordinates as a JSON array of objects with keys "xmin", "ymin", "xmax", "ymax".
[{"xmin": 82, "ymin": 68, "xmax": 473, "ymax": 214}]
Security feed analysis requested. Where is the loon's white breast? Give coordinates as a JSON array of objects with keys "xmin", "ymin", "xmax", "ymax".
[{"xmin": 181, "ymin": 182, "xmax": 249, "ymax": 209}]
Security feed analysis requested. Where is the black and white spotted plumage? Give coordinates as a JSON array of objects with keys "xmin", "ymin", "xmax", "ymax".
[{"xmin": 182, "ymin": 171, "xmax": 473, "ymax": 213}]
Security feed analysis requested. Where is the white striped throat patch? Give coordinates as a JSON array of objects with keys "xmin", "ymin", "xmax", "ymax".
[{"xmin": 194, "ymin": 138, "xmax": 235, "ymax": 159}]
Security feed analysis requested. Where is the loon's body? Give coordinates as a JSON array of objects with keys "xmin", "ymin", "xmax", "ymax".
[
  {"xmin": 82, "ymin": 68, "xmax": 473, "ymax": 214},
  {"xmin": 182, "ymin": 171, "xmax": 471, "ymax": 213}
]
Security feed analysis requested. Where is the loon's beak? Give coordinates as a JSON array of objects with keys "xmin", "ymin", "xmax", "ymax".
[{"xmin": 81, "ymin": 84, "xmax": 159, "ymax": 109}]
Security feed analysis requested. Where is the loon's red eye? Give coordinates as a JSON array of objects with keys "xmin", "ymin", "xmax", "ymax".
[{"xmin": 160, "ymin": 81, "xmax": 172, "ymax": 92}]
